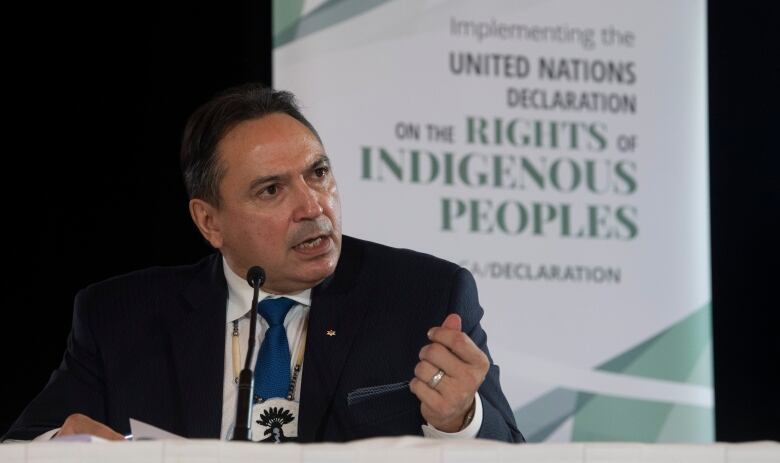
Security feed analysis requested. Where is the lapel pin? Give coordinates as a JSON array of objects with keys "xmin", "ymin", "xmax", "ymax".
[{"xmin": 326, "ymin": 330, "xmax": 336, "ymax": 336}]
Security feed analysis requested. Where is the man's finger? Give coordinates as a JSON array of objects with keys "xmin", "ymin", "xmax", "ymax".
[
  {"xmin": 418, "ymin": 343, "xmax": 467, "ymax": 379},
  {"xmin": 441, "ymin": 313, "xmax": 461, "ymax": 331},
  {"xmin": 426, "ymin": 327, "xmax": 486, "ymax": 365},
  {"xmin": 414, "ymin": 358, "xmax": 465, "ymax": 394},
  {"xmin": 414, "ymin": 359, "xmax": 441, "ymax": 389},
  {"xmin": 90, "ymin": 426, "xmax": 125, "ymax": 441},
  {"xmin": 409, "ymin": 377, "xmax": 446, "ymax": 411}
]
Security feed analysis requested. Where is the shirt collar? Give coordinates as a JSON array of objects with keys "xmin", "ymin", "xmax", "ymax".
[{"xmin": 223, "ymin": 257, "xmax": 312, "ymax": 323}]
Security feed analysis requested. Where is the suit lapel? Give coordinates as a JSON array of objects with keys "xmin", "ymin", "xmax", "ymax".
[
  {"xmin": 170, "ymin": 254, "xmax": 227, "ymax": 438},
  {"xmin": 298, "ymin": 237, "xmax": 367, "ymax": 442}
]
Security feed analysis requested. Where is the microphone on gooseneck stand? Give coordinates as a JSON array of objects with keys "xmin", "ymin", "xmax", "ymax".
[{"xmin": 232, "ymin": 265, "xmax": 266, "ymax": 442}]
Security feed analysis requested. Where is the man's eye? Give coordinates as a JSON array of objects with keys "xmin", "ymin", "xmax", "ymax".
[
  {"xmin": 314, "ymin": 166, "xmax": 329, "ymax": 177},
  {"xmin": 262, "ymin": 185, "xmax": 278, "ymax": 196}
]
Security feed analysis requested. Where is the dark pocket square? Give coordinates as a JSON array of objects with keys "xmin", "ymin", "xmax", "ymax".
[
  {"xmin": 347, "ymin": 381, "xmax": 420, "ymax": 427},
  {"xmin": 347, "ymin": 381, "xmax": 410, "ymax": 406}
]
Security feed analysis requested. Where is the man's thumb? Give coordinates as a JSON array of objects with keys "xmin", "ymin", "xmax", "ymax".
[{"xmin": 442, "ymin": 313, "xmax": 462, "ymax": 331}]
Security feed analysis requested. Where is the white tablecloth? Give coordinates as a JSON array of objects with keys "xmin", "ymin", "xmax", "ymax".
[{"xmin": 1, "ymin": 437, "xmax": 778, "ymax": 463}]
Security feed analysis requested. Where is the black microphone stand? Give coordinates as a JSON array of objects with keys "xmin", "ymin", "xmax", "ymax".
[{"xmin": 232, "ymin": 266, "xmax": 265, "ymax": 441}]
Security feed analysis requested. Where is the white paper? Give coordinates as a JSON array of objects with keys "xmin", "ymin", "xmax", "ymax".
[
  {"xmin": 128, "ymin": 418, "xmax": 185, "ymax": 441},
  {"xmin": 50, "ymin": 434, "xmax": 108, "ymax": 443}
]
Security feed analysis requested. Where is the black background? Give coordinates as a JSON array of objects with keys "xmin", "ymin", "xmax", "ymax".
[{"xmin": 2, "ymin": 1, "xmax": 777, "ymax": 441}]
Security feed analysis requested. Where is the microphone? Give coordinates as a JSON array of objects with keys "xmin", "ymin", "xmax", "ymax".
[
  {"xmin": 232, "ymin": 265, "xmax": 266, "ymax": 442},
  {"xmin": 246, "ymin": 266, "xmax": 266, "ymax": 290}
]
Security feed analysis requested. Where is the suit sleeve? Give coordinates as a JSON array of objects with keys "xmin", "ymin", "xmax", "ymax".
[
  {"xmin": 447, "ymin": 267, "xmax": 525, "ymax": 443},
  {"xmin": 2, "ymin": 288, "xmax": 107, "ymax": 441}
]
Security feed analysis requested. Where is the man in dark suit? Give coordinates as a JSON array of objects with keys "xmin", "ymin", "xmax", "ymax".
[{"xmin": 4, "ymin": 84, "xmax": 523, "ymax": 443}]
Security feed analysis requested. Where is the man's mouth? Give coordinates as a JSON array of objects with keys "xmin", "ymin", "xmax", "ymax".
[{"xmin": 293, "ymin": 234, "xmax": 329, "ymax": 251}]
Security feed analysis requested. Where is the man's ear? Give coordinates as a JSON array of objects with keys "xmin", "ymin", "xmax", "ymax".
[{"xmin": 189, "ymin": 198, "xmax": 223, "ymax": 249}]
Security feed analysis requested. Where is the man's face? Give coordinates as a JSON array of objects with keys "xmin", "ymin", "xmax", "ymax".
[{"xmin": 201, "ymin": 113, "xmax": 342, "ymax": 294}]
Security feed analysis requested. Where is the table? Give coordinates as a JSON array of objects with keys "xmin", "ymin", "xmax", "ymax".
[{"xmin": 1, "ymin": 437, "xmax": 778, "ymax": 463}]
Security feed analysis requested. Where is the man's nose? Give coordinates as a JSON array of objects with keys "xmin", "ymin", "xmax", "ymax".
[{"xmin": 292, "ymin": 181, "xmax": 323, "ymax": 221}]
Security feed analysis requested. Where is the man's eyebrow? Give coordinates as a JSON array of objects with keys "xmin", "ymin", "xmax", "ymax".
[
  {"xmin": 311, "ymin": 155, "xmax": 331, "ymax": 168},
  {"xmin": 248, "ymin": 174, "xmax": 282, "ymax": 191}
]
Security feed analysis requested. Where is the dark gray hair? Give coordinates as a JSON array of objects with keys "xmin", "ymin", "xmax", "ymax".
[{"xmin": 180, "ymin": 83, "xmax": 321, "ymax": 206}]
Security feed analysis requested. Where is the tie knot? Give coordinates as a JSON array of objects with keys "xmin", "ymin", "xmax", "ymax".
[{"xmin": 257, "ymin": 297, "xmax": 296, "ymax": 326}]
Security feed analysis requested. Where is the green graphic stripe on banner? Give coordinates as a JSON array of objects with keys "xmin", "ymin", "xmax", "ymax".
[
  {"xmin": 571, "ymin": 393, "xmax": 713, "ymax": 442},
  {"xmin": 514, "ymin": 389, "xmax": 713, "ymax": 442},
  {"xmin": 598, "ymin": 303, "xmax": 712, "ymax": 386},
  {"xmin": 513, "ymin": 302, "xmax": 713, "ymax": 441},
  {"xmin": 656, "ymin": 402, "xmax": 714, "ymax": 442},
  {"xmin": 274, "ymin": 0, "xmax": 392, "ymax": 48},
  {"xmin": 686, "ymin": 341, "xmax": 712, "ymax": 386},
  {"xmin": 273, "ymin": 0, "xmax": 305, "ymax": 39},
  {"xmin": 513, "ymin": 388, "xmax": 581, "ymax": 442}
]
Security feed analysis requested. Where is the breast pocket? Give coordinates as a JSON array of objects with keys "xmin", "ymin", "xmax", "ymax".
[{"xmin": 346, "ymin": 382, "xmax": 423, "ymax": 436}]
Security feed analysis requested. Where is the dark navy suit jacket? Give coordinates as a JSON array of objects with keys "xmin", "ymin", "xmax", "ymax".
[{"xmin": 4, "ymin": 236, "xmax": 523, "ymax": 442}]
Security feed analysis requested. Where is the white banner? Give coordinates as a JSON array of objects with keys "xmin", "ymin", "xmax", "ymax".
[{"xmin": 274, "ymin": 0, "xmax": 711, "ymax": 442}]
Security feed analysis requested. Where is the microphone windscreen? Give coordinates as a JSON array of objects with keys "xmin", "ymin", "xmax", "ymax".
[{"xmin": 246, "ymin": 266, "xmax": 266, "ymax": 288}]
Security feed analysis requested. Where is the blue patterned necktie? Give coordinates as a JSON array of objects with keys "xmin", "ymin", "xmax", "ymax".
[{"xmin": 254, "ymin": 297, "xmax": 297, "ymax": 401}]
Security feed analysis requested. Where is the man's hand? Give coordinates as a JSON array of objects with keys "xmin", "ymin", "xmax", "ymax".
[
  {"xmin": 409, "ymin": 313, "xmax": 489, "ymax": 433},
  {"xmin": 56, "ymin": 413, "xmax": 125, "ymax": 440}
]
